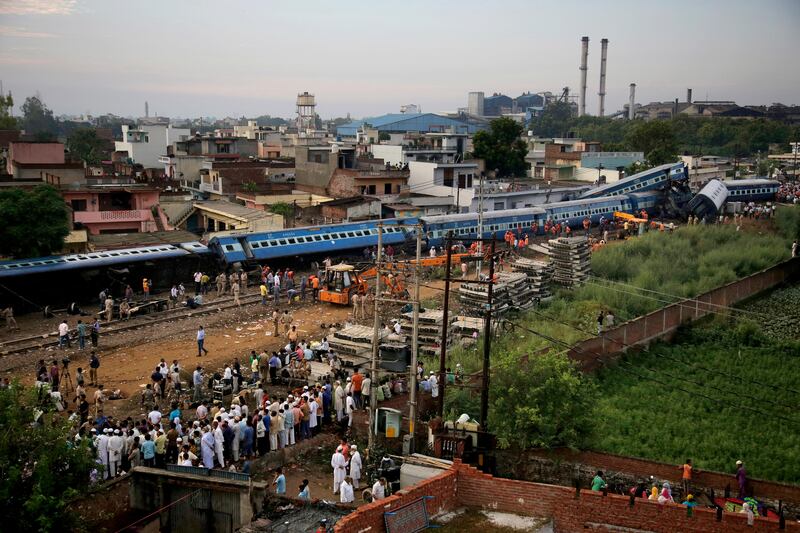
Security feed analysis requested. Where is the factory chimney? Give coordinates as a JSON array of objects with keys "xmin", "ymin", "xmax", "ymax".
[
  {"xmin": 579, "ymin": 36, "xmax": 589, "ymax": 116},
  {"xmin": 628, "ymin": 83, "xmax": 636, "ymax": 120},
  {"xmin": 145, "ymin": 101, "xmax": 149, "ymax": 118},
  {"xmin": 686, "ymin": 88, "xmax": 693, "ymax": 104},
  {"xmin": 598, "ymin": 38, "xmax": 608, "ymax": 117}
]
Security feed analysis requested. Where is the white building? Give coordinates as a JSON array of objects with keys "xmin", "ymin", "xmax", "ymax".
[
  {"xmin": 115, "ymin": 124, "xmax": 191, "ymax": 168},
  {"xmin": 407, "ymin": 161, "xmax": 479, "ymax": 212}
]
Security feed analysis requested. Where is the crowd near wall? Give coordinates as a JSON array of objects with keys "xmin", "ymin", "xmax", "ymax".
[{"xmin": 336, "ymin": 461, "xmax": 799, "ymax": 533}]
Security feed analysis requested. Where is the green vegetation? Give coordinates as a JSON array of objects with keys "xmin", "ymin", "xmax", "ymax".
[
  {"xmin": 21, "ymin": 95, "xmax": 58, "ymax": 141},
  {"xmin": 0, "ymin": 185, "xmax": 70, "ymax": 258},
  {"xmin": 0, "ymin": 91, "xmax": 17, "ymax": 129},
  {"xmin": 472, "ymin": 117, "xmax": 528, "ymax": 178},
  {"xmin": 738, "ymin": 283, "xmax": 800, "ymax": 340},
  {"xmin": 424, "ymin": 210, "xmax": 799, "ymax": 463},
  {"xmin": 66, "ymin": 127, "xmax": 105, "ymax": 165},
  {"xmin": 0, "ymin": 383, "xmax": 96, "ymax": 532},
  {"xmin": 269, "ymin": 202, "xmax": 294, "ymax": 218},
  {"xmin": 529, "ymin": 102, "xmax": 799, "ymax": 159},
  {"xmin": 593, "ymin": 320, "xmax": 800, "ymax": 484},
  {"xmin": 570, "ymin": 223, "xmax": 791, "ymax": 320}
]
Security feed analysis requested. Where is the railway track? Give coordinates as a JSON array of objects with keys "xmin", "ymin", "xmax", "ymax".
[{"xmin": 0, "ymin": 292, "xmax": 271, "ymax": 357}]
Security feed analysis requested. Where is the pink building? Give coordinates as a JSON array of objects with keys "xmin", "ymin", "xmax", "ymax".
[
  {"xmin": 62, "ymin": 186, "xmax": 172, "ymax": 235},
  {"xmin": 7, "ymin": 141, "xmax": 65, "ymax": 174}
]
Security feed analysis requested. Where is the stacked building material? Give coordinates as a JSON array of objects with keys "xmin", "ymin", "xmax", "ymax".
[
  {"xmin": 399, "ymin": 309, "xmax": 449, "ymax": 356},
  {"xmin": 511, "ymin": 256, "xmax": 553, "ymax": 302},
  {"xmin": 458, "ymin": 271, "xmax": 536, "ymax": 316},
  {"xmin": 329, "ymin": 324, "xmax": 388, "ymax": 365},
  {"xmin": 547, "ymin": 236, "xmax": 591, "ymax": 286},
  {"xmin": 450, "ymin": 315, "xmax": 484, "ymax": 341}
]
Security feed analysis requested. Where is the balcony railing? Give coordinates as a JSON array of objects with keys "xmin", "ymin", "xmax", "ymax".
[{"xmin": 73, "ymin": 210, "xmax": 152, "ymax": 224}]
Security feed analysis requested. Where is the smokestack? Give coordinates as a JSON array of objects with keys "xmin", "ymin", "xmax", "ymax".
[
  {"xmin": 686, "ymin": 88, "xmax": 692, "ymax": 104},
  {"xmin": 598, "ymin": 38, "xmax": 608, "ymax": 117},
  {"xmin": 579, "ymin": 36, "xmax": 589, "ymax": 116},
  {"xmin": 628, "ymin": 83, "xmax": 636, "ymax": 120},
  {"xmin": 145, "ymin": 101, "xmax": 149, "ymax": 118}
]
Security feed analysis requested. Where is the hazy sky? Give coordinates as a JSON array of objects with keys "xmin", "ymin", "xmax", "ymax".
[{"xmin": 1, "ymin": 0, "xmax": 798, "ymax": 119}]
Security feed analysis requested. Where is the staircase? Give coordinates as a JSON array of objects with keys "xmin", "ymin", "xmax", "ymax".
[{"xmin": 151, "ymin": 205, "xmax": 166, "ymax": 232}]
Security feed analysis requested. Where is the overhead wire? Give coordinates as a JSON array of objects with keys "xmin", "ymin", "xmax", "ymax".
[
  {"xmin": 498, "ymin": 316, "xmax": 800, "ymax": 429},
  {"xmin": 587, "ymin": 275, "xmax": 774, "ymax": 321}
]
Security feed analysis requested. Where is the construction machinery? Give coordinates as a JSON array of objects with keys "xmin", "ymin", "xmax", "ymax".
[
  {"xmin": 320, "ymin": 253, "xmax": 476, "ymax": 305},
  {"xmin": 318, "ymin": 264, "xmax": 369, "ymax": 305}
]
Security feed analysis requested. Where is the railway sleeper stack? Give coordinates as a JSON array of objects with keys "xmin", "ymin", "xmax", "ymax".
[
  {"xmin": 329, "ymin": 325, "xmax": 388, "ymax": 363},
  {"xmin": 547, "ymin": 236, "xmax": 591, "ymax": 287},
  {"xmin": 458, "ymin": 271, "xmax": 535, "ymax": 316},
  {"xmin": 399, "ymin": 309, "xmax": 451, "ymax": 356},
  {"xmin": 511, "ymin": 256, "xmax": 553, "ymax": 302}
]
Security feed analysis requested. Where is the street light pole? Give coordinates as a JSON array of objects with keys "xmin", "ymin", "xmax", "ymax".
[{"xmin": 368, "ymin": 224, "xmax": 383, "ymax": 451}]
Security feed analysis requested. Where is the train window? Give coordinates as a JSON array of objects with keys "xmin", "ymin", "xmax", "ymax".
[
  {"xmin": 347, "ymin": 232, "xmax": 355, "ymax": 238},
  {"xmin": 110, "ymin": 253, "xmax": 119, "ymax": 257},
  {"xmin": 312, "ymin": 235, "xmax": 321, "ymax": 241},
  {"xmin": 287, "ymin": 238, "xmax": 296, "ymax": 244},
  {"xmin": 321, "ymin": 234, "xmax": 330, "ymax": 240},
  {"xmin": 279, "ymin": 239, "xmax": 288, "ymax": 245},
  {"xmin": 252, "ymin": 243, "xmax": 261, "ymax": 248},
  {"xmin": 225, "ymin": 245, "xmax": 234, "ymax": 251}
]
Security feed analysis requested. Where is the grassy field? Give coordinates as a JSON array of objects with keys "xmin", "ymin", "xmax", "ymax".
[
  {"xmin": 737, "ymin": 282, "xmax": 800, "ymax": 340},
  {"xmin": 592, "ymin": 320, "xmax": 800, "ymax": 484}
]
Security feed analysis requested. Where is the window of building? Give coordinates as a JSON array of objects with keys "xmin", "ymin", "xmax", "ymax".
[
  {"xmin": 367, "ymin": 185, "xmax": 376, "ymax": 195},
  {"xmin": 71, "ymin": 199, "xmax": 87, "ymax": 211},
  {"xmin": 443, "ymin": 167, "xmax": 454, "ymax": 187},
  {"xmin": 384, "ymin": 183, "xmax": 392, "ymax": 194}
]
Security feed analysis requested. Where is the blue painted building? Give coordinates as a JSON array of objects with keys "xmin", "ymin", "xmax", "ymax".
[{"xmin": 337, "ymin": 113, "xmax": 479, "ymax": 138}]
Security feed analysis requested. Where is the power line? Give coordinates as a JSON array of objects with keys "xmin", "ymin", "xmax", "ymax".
[
  {"xmin": 500, "ymin": 316, "xmax": 800, "ymax": 429},
  {"xmin": 525, "ymin": 306, "xmax": 800, "ymax": 399},
  {"xmin": 588, "ymin": 275, "xmax": 774, "ymax": 321}
]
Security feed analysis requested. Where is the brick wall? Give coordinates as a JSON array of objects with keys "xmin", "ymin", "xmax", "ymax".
[
  {"xmin": 570, "ymin": 259, "xmax": 799, "ymax": 371},
  {"xmin": 500, "ymin": 448, "xmax": 800, "ymax": 513},
  {"xmin": 334, "ymin": 468, "xmax": 458, "ymax": 532},
  {"xmin": 336, "ymin": 461, "xmax": 798, "ymax": 533}
]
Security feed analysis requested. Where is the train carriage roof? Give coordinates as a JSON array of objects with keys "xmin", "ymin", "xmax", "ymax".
[{"xmin": 421, "ymin": 207, "xmax": 545, "ymax": 224}]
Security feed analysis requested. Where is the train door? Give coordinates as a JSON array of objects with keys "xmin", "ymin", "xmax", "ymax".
[{"xmin": 238, "ymin": 237, "xmax": 254, "ymax": 260}]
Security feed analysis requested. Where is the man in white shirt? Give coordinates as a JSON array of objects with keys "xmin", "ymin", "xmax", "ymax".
[
  {"xmin": 360, "ymin": 374, "xmax": 371, "ymax": 411},
  {"xmin": 345, "ymin": 392, "xmax": 355, "ymax": 427},
  {"xmin": 372, "ymin": 478, "xmax": 386, "ymax": 500},
  {"xmin": 58, "ymin": 320, "xmax": 70, "ymax": 349},
  {"xmin": 108, "ymin": 429, "xmax": 124, "ymax": 478},
  {"xmin": 148, "ymin": 409, "xmax": 162, "ymax": 427},
  {"xmin": 213, "ymin": 420, "xmax": 225, "ymax": 468},
  {"xmin": 331, "ymin": 446, "xmax": 346, "ymax": 494},
  {"xmin": 393, "ymin": 321, "xmax": 402, "ymax": 335},
  {"xmin": 429, "ymin": 372, "xmax": 439, "ymax": 398}
]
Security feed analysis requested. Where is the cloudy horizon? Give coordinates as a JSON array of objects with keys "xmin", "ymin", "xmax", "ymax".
[{"xmin": 0, "ymin": 0, "xmax": 798, "ymax": 120}]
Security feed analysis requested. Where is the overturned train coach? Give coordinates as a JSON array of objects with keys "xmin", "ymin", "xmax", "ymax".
[{"xmin": 688, "ymin": 178, "xmax": 780, "ymax": 221}]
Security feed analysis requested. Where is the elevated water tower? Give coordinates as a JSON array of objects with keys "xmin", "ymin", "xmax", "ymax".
[{"xmin": 296, "ymin": 91, "xmax": 316, "ymax": 132}]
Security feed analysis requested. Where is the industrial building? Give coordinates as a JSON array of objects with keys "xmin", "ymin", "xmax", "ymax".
[{"xmin": 336, "ymin": 113, "xmax": 478, "ymax": 138}]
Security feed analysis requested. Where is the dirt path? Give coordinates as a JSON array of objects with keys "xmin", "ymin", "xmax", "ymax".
[{"xmin": 1, "ymin": 297, "xmax": 354, "ymax": 419}]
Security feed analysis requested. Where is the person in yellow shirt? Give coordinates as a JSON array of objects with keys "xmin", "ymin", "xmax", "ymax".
[
  {"xmin": 155, "ymin": 429, "xmax": 168, "ymax": 468},
  {"xmin": 260, "ymin": 283, "xmax": 268, "ymax": 306}
]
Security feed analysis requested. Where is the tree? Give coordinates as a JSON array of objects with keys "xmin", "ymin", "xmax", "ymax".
[
  {"xmin": 624, "ymin": 120, "xmax": 678, "ymax": 165},
  {"xmin": 489, "ymin": 351, "xmax": 597, "ymax": 449},
  {"xmin": 0, "ymin": 185, "xmax": 70, "ymax": 258},
  {"xmin": 0, "ymin": 383, "xmax": 96, "ymax": 532},
  {"xmin": 472, "ymin": 117, "xmax": 528, "ymax": 178},
  {"xmin": 529, "ymin": 101, "xmax": 574, "ymax": 137},
  {"xmin": 66, "ymin": 128, "xmax": 105, "ymax": 165},
  {"xmin": 0, "ymin": 92, "xmax": 18, "ymax": 130},
  {"xmin": 21, "ymin": 95, "xmax": 58, "ymax": 140}
]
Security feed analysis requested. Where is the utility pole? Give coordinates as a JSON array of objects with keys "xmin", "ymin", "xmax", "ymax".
[
  {"xmin": 368, "ymin": 223, "xmax": 383, "ymax": 451},
  {"xmin": 437, "ymin": 232, "xmax": 453, "ymax": 418},
  {"xmin": 476, "ymin": 172, "xmax": 485, "ymax": 277},
  {"xmin": 407, "ymin": 224, "xmax": 422, "ymax": 452},
  {"xmin": 479, "ymin": 239, "xmax": 496, "ymax": 428}
]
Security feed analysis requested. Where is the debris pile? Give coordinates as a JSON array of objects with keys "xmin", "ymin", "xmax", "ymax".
[
  {"xmin": 329, "ymin": 324, "xmax": 386, "ymax": 364},
  {"xmin": 547, "ymin": 236, "xmax": 591, "ymax": 287}
]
